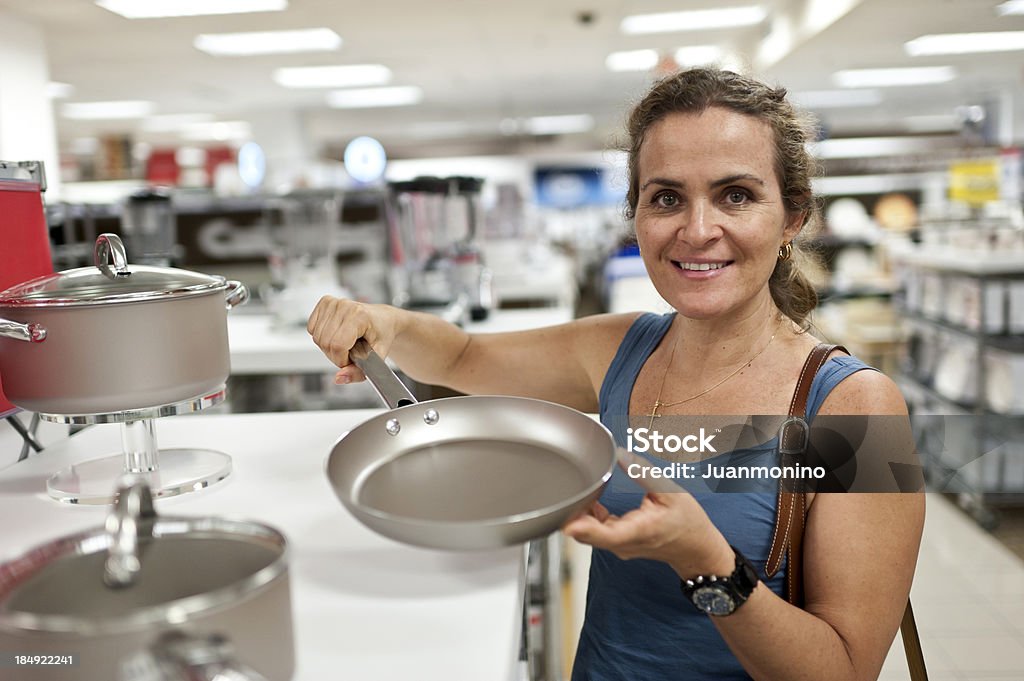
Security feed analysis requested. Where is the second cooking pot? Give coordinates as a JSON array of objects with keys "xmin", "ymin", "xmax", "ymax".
[
  {"xmin": 0, "ymin": 233, "xmax": 247, "ymax": 415},
  {"xmin": 0, "ymin": 480, "xmax": 294, "ymax": 681}
]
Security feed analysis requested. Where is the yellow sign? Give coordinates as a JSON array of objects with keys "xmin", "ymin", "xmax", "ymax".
[{"xmin": 948, "ymin": 159, "xmax": 1000, "ymax": 205}]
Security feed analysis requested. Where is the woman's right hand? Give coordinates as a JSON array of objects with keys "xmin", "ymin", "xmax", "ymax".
[{"xmin": 307, "ymin": 297, "xmax": 402, "ymax": 384}]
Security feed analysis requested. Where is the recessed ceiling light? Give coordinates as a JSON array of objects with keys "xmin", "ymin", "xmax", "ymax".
[
  {"xmin": 810, "ymin": 136, "xmax": 948, "ymax": 159},
  {"xmin": 195, "ymin": 28, "xmax": 341, "ymax": 57},
  {"xmin": 832, "ymin": 66, "xmax": 956, "ymax": 88},
  {"xmin": 408, "ymin": 121, "xmax": 473, "ymax": 139},
  {"xmin": 62, "ymin": 100, "xmax": 155, "ymax": 120},
  {"xmin": 181, "ymin": 120, "xmax": 253, "ymax": 142},
  {"xmin": 996, "ymin": 1, "xmax": 1024, "ymax": 16},
  {"xmin": 326, "ymin": 86, "xmax": 423, "ymax": 109},
  {"xmin": 142, "ymin": 113, "xmax": 216, "ymax": 132},
  {"xmin": 524, "ymin": 114, "xmax": 594, "ymax": 135},
  {"xmin": 46, "ymin": 82, "xmax": 75, "ymax": 99},
  {"xmin": 790, "ymin": 89, "xmax": 883, "ymax": 109},
  {"xmin": 621, "ymin": 6, "xmax": 767, "ymax": 35},
  {"xmin": 273, "ymin": 64, "xmax": 392, "ymax": 88},
  {"xmin": 605, "ymin": 49, "xmax": 659, "ymax": 72},
  {"xmin": 674, "ymin": 45, "xmax": 724, "ymax": 66},
  {"xmin": 905, "ymin": 31, "xmax": 1024, "ymax": 56},
  {"xmin": 96, "ymin": 0, "xmax": 287, "ymax": 19}
]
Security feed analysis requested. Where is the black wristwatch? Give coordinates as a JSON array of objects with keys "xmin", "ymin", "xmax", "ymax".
[{"xmin": 680, "ymin": 546, "xmax": 760, "ymax": 616}]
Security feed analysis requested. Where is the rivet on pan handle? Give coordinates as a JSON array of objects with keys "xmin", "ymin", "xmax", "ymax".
[{"xmin": 350, "ymin": 339, "xmax": 417, "ymax": 410}]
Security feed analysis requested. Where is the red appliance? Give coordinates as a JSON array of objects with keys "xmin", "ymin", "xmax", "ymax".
[{"xmin": 0, "ymin": 161, "xmax": 52, "ymax": 416}]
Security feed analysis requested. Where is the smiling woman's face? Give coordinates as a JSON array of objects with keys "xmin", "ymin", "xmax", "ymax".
[{"xmin": 634, "ymin": 106, "xmax": 802, "ymax": 321}]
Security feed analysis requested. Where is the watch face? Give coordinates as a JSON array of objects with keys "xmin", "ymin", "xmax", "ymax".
[{"xmin": 692, "ymin": 587, "xmax": 736, "ymax": 616}]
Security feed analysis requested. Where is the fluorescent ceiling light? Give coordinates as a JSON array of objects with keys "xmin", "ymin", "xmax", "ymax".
[
  {"xmin": 327, "ymin": 86, "xmax": 423, "ymax": 109},
  {"xmin": 674, "ymin": 45, "xmax": 724, "ymax": 66},
  {"xmin": 195, "ymin": 28, "xmax": 341, "ymax": 57},
  {"xmin": 996, "ymin": 1, "xmax": 1024, "ymax": 16},
  {"xmin": 408, "ymin": 121, "xmax": 472, "ymax": 139},
  {"xmin": 810, "ymin": 136, "xmax": 949, "ymax": 159},
  {"xmin": 96, "ymin": 0, "xmax": 286, "ymax": 19},
  {"xmin": 273, "ymin": 64, "xmax": 391, "ymax": 88},
  {"xmin": 62, "ymin": 100, "xmax": 154, "ymax": 120},
  {"xmin": 790, "ymin": 89, "xmax": 883, "ymax": 109},
  {"xmin": 621, "ymin": 6, "xmax": 767, "ymax": 35},
  {"xmin": 46, "ymin": 82, "xmax": 75, "ymax": 99},
  {"xmin": 606, "ymin": 49, "xmax": 659, "ymax": 72},
  {"xmin": 833, "ymin": 66, "xmax": 956, "ymax": 88},
  {"xmin": 524, "ymin": 114, "xmax": 594, "ymax": 135},
  {"xmin": 181, "ymin": 120, "xmax": 253, "ymax": 142},
  {"xmin": 905, "ymin": 31, "xmax": 1024, "ymax": 56},
  {"xmin": 142, "ymin": 113, "xmax": 216, "ymax": 132}
]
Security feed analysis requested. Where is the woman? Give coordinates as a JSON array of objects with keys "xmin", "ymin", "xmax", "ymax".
[{"xmin": 308, "ymin": 68, "xmax": 923, "ymax": 680}]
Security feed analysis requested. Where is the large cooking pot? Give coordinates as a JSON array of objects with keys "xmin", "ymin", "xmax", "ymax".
[
  {"xmin": 325, "ymin": 341, "xmax": 616, "ymax": 550},
  {"xmin": 0, "ymin": 480, "xmax": 293, "ymax": 680},
  {"xmin": 0, "ymin": 233, "xmax": 247, "ymax": 415}
]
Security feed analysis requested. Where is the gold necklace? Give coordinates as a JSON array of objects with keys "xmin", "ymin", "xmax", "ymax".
[{"xmin": 648, "ymin": 316, "xmax": 784, "ymax": 430}]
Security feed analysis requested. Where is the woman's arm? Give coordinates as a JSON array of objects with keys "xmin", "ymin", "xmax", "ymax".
[
  {"xmin": 307, "ymin": 297, "xmax": 638, "ymax": 412},
  {"xmin": 564, "ymin": 369, "xmax": 924, "ymax": 681}
]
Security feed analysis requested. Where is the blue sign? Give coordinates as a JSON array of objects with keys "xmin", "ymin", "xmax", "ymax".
[{"xmin": 534, "ymin": 167, "xmax": 623, "ymax": 208}]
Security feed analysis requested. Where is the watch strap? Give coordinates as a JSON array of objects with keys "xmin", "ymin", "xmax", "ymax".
[{"xmin": 681, "ymin": 545, "xmax": 759, "ymax": 615}]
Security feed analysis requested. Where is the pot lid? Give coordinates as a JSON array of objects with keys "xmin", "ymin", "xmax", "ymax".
[
  {"xmin": 0, "ymin": 480, "xmax": 287, "ymax": 634},
  {"xmin": 0, "ymin": 233, "xmax": 224, "ymax": 307}
]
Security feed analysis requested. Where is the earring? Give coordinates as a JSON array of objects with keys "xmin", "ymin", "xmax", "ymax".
[{"xmin": 778, "ymin": 242, "xmax": 793, "ymax": 261}]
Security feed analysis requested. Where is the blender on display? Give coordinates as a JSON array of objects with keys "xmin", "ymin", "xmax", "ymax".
[{"xmin": 386, "ymin": 176, "xmax": 493, "ymax": 323}]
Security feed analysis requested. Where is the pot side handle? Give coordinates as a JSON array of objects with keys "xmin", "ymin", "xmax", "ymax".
[
  {"xmin": 0, "ymin": 317, "xmax": 46, "ymax": 342},
  {"xmin": 224, "ymin": 280, "xmax": 249, "ymax": 310}
]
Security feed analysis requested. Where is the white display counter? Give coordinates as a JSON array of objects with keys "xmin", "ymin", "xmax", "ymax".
[
  {"xmin": 227, "ymin": 307, "xmax": 575, "ymax": 375},
  {"xmin": 0, "ymin": 409, "xmax": 525, "ymax": 681}
]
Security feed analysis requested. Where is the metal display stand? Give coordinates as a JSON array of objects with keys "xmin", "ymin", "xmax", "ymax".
[
  {"xmin": 894, "ymin": 247, "xmax": 1024, "ymax": 527},
  {"xmin": 39, "ymin": 386, "xmax": 231, "ymax": 505}
]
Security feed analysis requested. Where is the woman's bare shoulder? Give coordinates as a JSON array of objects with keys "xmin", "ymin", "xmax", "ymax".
[
  {"xmin": 817, "ymin": 364, "xmax": 908, "ymax": 417},
  {"xmin": 569, "ymin": 311, "xmax": 649, "ymax": 372}
]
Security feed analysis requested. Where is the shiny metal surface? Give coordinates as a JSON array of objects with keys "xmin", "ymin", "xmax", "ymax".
[
  {"xmin": 103, "ymin": 481, "xmax": 156, "ymax": 588},
  {"xmin": 0, "ymin": 288, "xmax": 232, "ymax": 414},
  {"xmin": 0, "ymin": 488, "xmax": 294, "ymax": 681},
  {"xmin": 224, "ymin": 280, "xmax": 249, "ymax": 309},
  {"xmin": 131, "ymin": 631, "xmax": 271, "ymax": 681},
  {"xmin": 0, "ymin": 235, "xmax": 225, "ymax": 308},
  {"xmin": 0, "ymin": 317, "xmax": 45, "ymax": 342},
  {"xmin": 327, "ymin": 394, "xmax": 615, "ymax": 550},
  {"xmin": 350, "ymin": 340, "xmax": 415, "ymax": 409},
  {"xmin": 37, "ymin": 386, "xmax": 226, "ymax": 424},
  {"xmin": 95, "ymin": 232, "xmax": 131, "ymax": 277}
]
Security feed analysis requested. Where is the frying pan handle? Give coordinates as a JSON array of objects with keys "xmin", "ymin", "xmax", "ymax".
[{"xmin": 350, "ymin": 339, "xmax": 417, "ymax": 409}]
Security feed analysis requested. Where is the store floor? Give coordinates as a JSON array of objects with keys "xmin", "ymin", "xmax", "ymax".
[{"xmin": 562, "ymin": 493, "xmax": 1024, "ymax": 681}]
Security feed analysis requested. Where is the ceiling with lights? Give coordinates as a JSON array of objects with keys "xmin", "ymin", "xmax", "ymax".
[{"xmin": 0, "ymin": 0, "xmax": 1022, "ymax": 160}]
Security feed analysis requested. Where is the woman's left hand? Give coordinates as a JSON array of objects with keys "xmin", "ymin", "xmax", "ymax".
[{"xmin": 562, "ymin": 451, "xmax": 736, "ymax": 578}]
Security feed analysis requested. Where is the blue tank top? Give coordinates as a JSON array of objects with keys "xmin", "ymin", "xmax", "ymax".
[{"xmin": 571, "ymin": 312, "xmax": 875, "ymax": 681}]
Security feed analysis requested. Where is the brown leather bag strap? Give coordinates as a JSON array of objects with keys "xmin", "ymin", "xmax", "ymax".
[
  {"xmin": 765, "ymin": 343, "xmax": 930, "ymax": 681},
  {"xmin": 764, "ymin": 342, "xmax": 840, "ymax": 589}
]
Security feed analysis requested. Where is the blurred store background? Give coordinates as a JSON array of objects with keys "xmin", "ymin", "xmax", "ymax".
[{"xmin": 2, "ymin": 1, "xmax": 1024, "ymax": 679}]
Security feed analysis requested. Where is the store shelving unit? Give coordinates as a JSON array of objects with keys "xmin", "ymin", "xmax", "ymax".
[{"xmin": 893, "ymin": 246, "xmax": 1024, "ymax": 527}]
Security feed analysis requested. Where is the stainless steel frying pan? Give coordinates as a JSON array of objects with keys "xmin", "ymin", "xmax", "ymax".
[{"xmin": 325, "ymin": 341, "xmax": 616, "ymax": 550}]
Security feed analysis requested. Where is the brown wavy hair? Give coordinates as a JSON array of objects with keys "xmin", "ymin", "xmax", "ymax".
[{"xmin": 624, "ymin": 67, "xmax": 822, "ymax": 326}]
